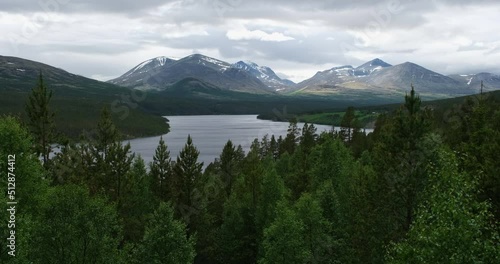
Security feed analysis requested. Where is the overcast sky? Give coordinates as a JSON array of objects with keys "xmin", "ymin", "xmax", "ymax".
[{"xmin": 1, "ymin": 0, "xmax": 500, "ymax": 82}]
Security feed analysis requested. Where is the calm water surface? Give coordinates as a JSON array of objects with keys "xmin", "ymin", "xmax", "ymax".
[{"xmin": 126, "ymin": 115, "xmax": 369, "ymax": 167}]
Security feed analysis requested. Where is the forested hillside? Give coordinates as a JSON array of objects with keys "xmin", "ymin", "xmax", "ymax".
[{"xmin": 1, "ymin": 82, "xmax": 499, "ymax": 263}]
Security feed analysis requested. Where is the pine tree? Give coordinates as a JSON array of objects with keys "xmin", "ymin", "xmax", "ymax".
[
  {"xmin": 300, "ymin": 122, "xmax": 317, "ymax": 154},
  {"xmin": 281, "ymin": 118, "xmax": 300, "ymax": 155},
  {"xmin": 173, "ymin": 135, "xmax": 203, "ymax": 224},
  {"xmin": 219, "ymin": 140, "xmax": 244, "ymax": 197},
  {"xmin": 340, "ymin": 106, "xmax": 358, "ymax": 143},
  {"xmin": 372, "ymin": 85, "xmax": 432, "ymax": 237},
  {"xmin": 25, "ymin": 72, "xmax": 56, "ymax": 167},
  {"xmin": 149, "ymin": 136, "xmax": 173, "ymax": 202},
  {"xmin": 91, "ymin": 107, "xmax": 133, "ymax": 202},
  {"xmin": 95, "ymin": 106, "xmax": 120, "ymax": 157},
  {"xmin": 121, "ymin": 156, "xmax": 155, "ymax": 243}
]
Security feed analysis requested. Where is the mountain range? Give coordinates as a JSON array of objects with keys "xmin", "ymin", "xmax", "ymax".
[
  {"xmin": 3, "ymin": 54, "xmax": 500, "ymax": 101},
  {"xmin": 109, "ymin": 54, "xmax": 498, "ymax": 99},
  {"xmin": 2, "ymin": 54, "xmax": 499, "ymax": 137},
  {"xmin": 108, "ymin": 54, "xmax": 293, "ymax": 94}
]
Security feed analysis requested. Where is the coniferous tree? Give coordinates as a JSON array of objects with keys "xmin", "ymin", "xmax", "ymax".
[
  {"xmin": 121, "ymin": 156, "xmax": 155, "ymax": 243},
  {"xmin": 280, "ymin": 118, "xmax": 300, "ymax": 155},
  {"xmin": 173, "ymin": 135, "xmax": 203, "ymax": 225},
  {"xmin": 372, "ymin": 85, "xmax": 432, "ymax": 237},
  {"xmin": 269, "ymin": 135, "xmax": 279, "ymax": 160},
  {"xmin": 149, "ymin": 136, "xmax": 173, "ymax": 202},
  {"xmin": 340, "ymin": 106, "xmax": 358, "ymax": 143},
  {"xmin": 256, "ymin": 166, "xmax": 287, "ymax": 238},
  {"xmin": 95, "ymin": 107, "xmax": 120, "ymax": 157},
  {"xmin": 25, "ymin": 72, "xmax": 56, "ymax": 166},
  {"xmin": 91, "ymin": 107, "xmax": 134, "ymax": 203},
  {"xmin": 300, "ymin": 122, "xmax": 317, "ymax": 154},
  {"xmin": 294, "ymin": 193, "xmax": 333, "ymax": 264},
  {"xmin": 219, "ymin": 140, "xmax": 244, "ymax": 197}
]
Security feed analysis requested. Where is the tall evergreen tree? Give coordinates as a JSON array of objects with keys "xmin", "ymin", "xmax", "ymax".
[
  {"xmin": 280, "ymin": 118, "xmax": 300, "ymax": 155},
  {"xmin": 25, "ymin": 72, "xmax": 56, "ymax": 166},
  {"xmin": 340, "ymin": 106, "xmax": 358, "ymax": 143},
  {"xmin": 219, "ymin": 140, "xmax": 244, "ymax": 197},
  {"xmin": 372, "ymin": 85, "xmax": 432, "ymax": 237},
  {"xmin": 121, "ymin": 156, "xmax": 155, "ymax": 243},
  {"xmin": 300, "ymin": 122, "xmax": 317, "ymax": 154},
  {"xmin": 173, "ymin": 135, "xmax": 204, "ymax": 224},
  {"xmin": 149, "ymin": 136, "xmax": 173, "ymax": 202},
  {"xmin": 95, "ymin": 106, "xmax": 120, "ymax": 157},
  {"xmin": 91, "ymin": 107, "xmax": 134, "ymax": 203}
]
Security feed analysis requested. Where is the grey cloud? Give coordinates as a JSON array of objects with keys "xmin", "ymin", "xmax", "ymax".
[
  {"xmin": 2, "ymin": 0, "xmax": 500, "ymax": 82},
  {"xmin": 458, "ymin": 43, "xmax": 489, "ymax": 52}
]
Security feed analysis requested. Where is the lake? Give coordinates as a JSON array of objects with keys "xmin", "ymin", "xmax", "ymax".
[{"xmin": 126, "ymin": 115, "xmax": 371, "ymax": 167}]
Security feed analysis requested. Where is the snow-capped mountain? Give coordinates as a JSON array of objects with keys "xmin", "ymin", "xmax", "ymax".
[
  {"xmin": 232, "ymin": 61, "xmax": 294, "ymax": 91},
  {"xmin": 109, "ymin": 54, "xmax": 273, "ymax": 93},
  {"xmin": 365, "ymin": 62, "xmax": 467, "ymax": 93},
  {"xmin": 295, "ymin": 59, "xmax": 473, "ymax": 98},
  {"xmin": 109, "ymin": 56, "xmax": 176, "ymax": 87},
  {"xmin": 110, "ymin": 55, "xmax": 498, "ymax": 98},
  {"xmin": 354, "ymin": 58, "xmax": 392, "ymax": 76}
]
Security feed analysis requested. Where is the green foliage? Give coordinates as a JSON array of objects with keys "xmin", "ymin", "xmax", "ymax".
[
  {"xmin": 256, "ymin": 166, "xmax": 287, "ymax": 236},
  {"xmin": 2, "ymin": 80, "xmax": 500, "ymax": 263},
  {"xmin": 120, "ymin": 155, "xmax": 155, "ymax": 243},
  {"xmin": 25, "ymin": 72, "xmax": 56, "ymax": 165},
  {"xmin": 387, "ymin": 150, "xmax": 500, "ymax": 263},
  {"xmin": 309, "ymin": 136, "xmax": 354, "ymax": 191},
  {"xmin": 372, "ymin": 85, "xmax": 433, "ymax": 238},
  {"xmin": 259, "ymin": 200, "xmax": 310, "ymax": 264},
  {"xmin": 134, "ymin": 202, "xmax": 196, "ymax": 264},
  {"xmin": 173, "ymin": 135, "xmax": 204, "ymax": 225},
  {"xmin": 95, "ymin": 106, "xmax": 121, "ymax": 154},
  {"xmin": 149, "ymin": 136, "xmax": 173, "ymax": 202},
  {"xmin": 26, "ymin": 185, "xmax": 122, "ymax": 263},
  {"xmin": 219, "ymin": 140, "xmax": 245, "ymax": 197},
  {"xmin": 444, "ymin": 94, "xmax": 500, "ymax": 219},
  {"xmin": 0, "ymin": 116, "xmax": 47, "ymax": 210},
  {"xmin": 340, "ymin": 106, "xmax": 359, "ymax": 142},
  {"xmin": 280, "ymin": 118, "xmax": 300, "ymax": 155},
  {"xmin": 0, "ymin": 116, "xmax": 47, "ymax": 263},
  {"xmin": 294, "ymin": 193, "xmax": 333, "ymax": 263}
]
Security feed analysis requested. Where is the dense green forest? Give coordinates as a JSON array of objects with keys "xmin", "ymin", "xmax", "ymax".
[{"xmin": 1, "ymin": 76, "xmax": 499, "ymax": 263}]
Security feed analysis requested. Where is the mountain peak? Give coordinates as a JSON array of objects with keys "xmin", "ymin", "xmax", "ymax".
[
  {"xmin": 356, "ymin": 58, "xmax": 391, "ymax": 70},
  {"xmin": 366, "ymin": 58, "xmax": 391, "ymax": 67},
  {"xmin": 354, "ymin": 59, "xmax": 391, "ymax": 76},
  {"xmin": 232, "ymin": 60, "xmax": 294, "ymax": 89}
]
